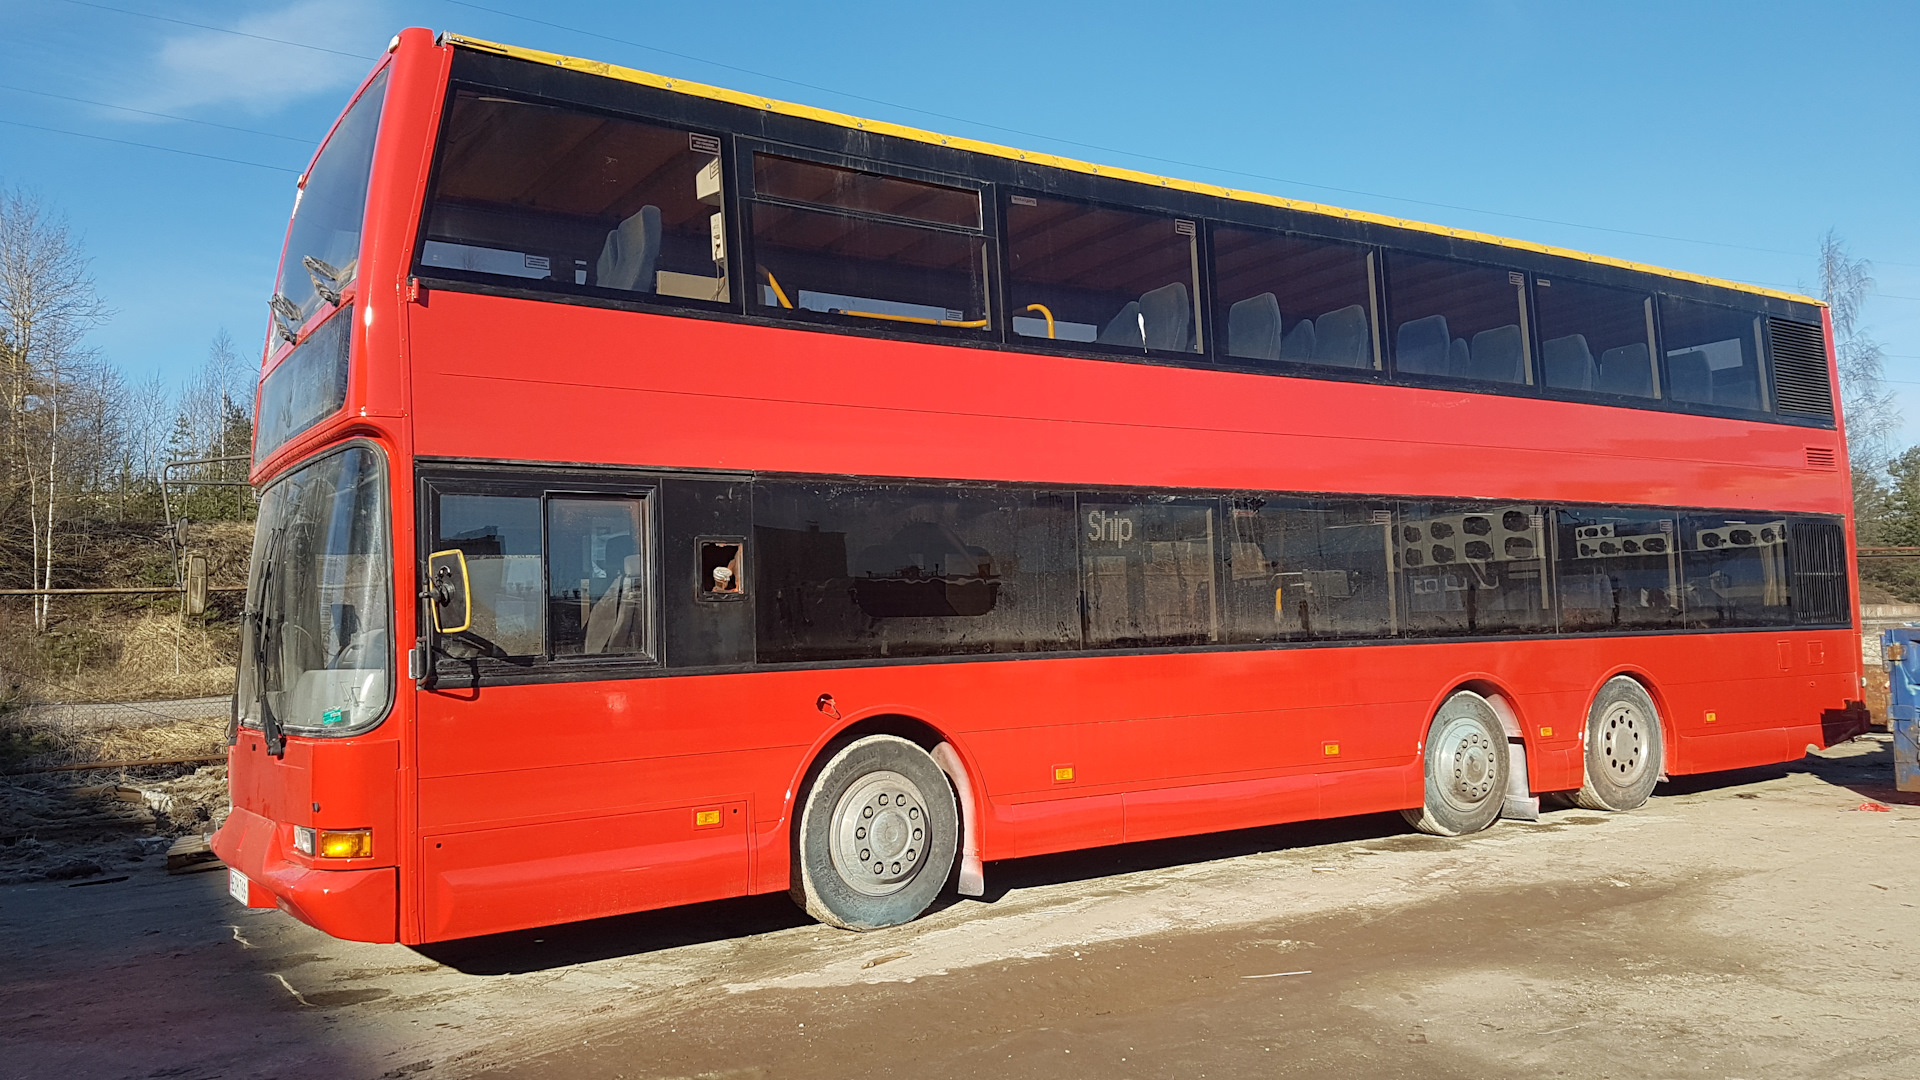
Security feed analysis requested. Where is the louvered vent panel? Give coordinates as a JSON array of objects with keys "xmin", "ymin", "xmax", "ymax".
[
  {"xmin": 1805, "ymin": 447, "xmax": 1836, "ymax": 470},
  {"xmin": 1789, "ymin": 518, "xmax": 1850, "ymax": 626},
  {"xmin": 1769, "ymin": 318, "xmax": 1833, "ymax": 418}
]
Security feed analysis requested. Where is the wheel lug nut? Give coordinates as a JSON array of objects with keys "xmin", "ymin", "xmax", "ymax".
[
  {"xmin": 913, "ymin": 828, "xmax": 921, "ymax": 840},
  {"xmin": 860, "ymin": 848, "xmax": 870, "ymax": 860},
  {"xmin": 856, "ymin": 827, "xmax": 866, "ymax": 839},
  {"xmin": 890, "ymin": 862, "xmax": 901, "ymax": 874}
]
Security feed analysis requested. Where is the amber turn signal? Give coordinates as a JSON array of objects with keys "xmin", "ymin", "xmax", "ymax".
[{"xmin": 316, "ymin": 828, "xmax": 373, "ymax": 859}]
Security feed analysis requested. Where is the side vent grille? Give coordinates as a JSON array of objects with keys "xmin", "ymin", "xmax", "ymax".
[
  {"xmin": 1789, "ymin": 518, "xmax": 1850, "ymax": 626},
  {"xmin": 1769, "ymin": 318, "xmax": 1833, "ymax": 418},
  {"xmin": 1805, "ymin": 446, "xmax": 1837, "ymax": 470}
]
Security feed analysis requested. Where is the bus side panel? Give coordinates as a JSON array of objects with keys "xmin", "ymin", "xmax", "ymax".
[
  {"xmin": 406, "ymin": 631, "xmax": 1859, "ymax": 940},
  {"xmin": 406, "ymin": 293, "xmax": 1850, "ymax": 518},
  {"xmin": 1119, "ymin": 772, "xmax": 1319, "ymax": 845},
  {"xmin": 421, "ymin": 801, "xmax": 749, "ymax": 940}
]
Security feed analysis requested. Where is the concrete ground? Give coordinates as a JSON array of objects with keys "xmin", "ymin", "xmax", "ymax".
[{"xmin": 3, "ymin": 735, "xmax": 1916, "ymax": 1080}]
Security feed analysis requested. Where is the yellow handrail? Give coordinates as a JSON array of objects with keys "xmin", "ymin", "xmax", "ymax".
[
  {"xmin": 837, "ymin": 309, "xmax": 989, "ymax": 329},
  {"xmin": 764, "ymin": 269, "xmax": 793, "ymax": 309},
  {"xmin": 1023, "ymin": 303, "xmax": 1056, "ymax": 339}
]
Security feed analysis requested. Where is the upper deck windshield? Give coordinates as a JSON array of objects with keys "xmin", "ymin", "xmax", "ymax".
[
  {"xmin": 276, "ymin": 69, "xmax": 389, "ymax": 320},
  {"xmin": 236, "ymin": 444, "xmax": 392, "ymax": 738}
]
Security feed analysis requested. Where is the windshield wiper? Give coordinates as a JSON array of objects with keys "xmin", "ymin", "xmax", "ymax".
[
  {"xmin": 252, "ymin": 525, "xmax": 288, "ymax": 757},
  {"xmin": 302, "ymin": 255, "xmax": 353, "ymax": 306},
  {"xmin": 267, "ymin": 293, "xmax": 300, "ymax": 345}
]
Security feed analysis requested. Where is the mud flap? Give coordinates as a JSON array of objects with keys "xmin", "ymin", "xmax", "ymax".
[{"xmin": 1500, "ymin": 739, "xmax": 1539, "ymax": 821}]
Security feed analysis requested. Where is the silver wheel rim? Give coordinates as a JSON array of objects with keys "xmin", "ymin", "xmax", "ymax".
[
  {"xmin": 1434, "ymin": 711, "xmax": 1499, "ymax": 812},
  {"xmin": 1597, "ymin": 700, "xmax": 1650, "ymax": 785},
  {"xmin": 828, "ymin": 769, "xmax": 929, "ymax": 897}
]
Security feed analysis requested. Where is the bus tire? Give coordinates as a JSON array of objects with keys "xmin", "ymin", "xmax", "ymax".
[
  {"xmin": 1402, "ymin": 691, "xmax": 1509, "ymax": 837},
  {"xmin": 1573, "ymin": 677, "xmax": 1663, "ymax": 812},
  {"xmin": 791, "ymin": 734, "xmax": 959, "ymax": 931}
]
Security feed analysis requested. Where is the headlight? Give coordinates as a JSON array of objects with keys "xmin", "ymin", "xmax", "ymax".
[{"xmin": 293, "ymin": 825, "xmax": 315, "ymax": 855}]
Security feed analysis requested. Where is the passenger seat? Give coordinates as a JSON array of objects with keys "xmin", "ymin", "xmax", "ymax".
[
  {"xmin": 1140, "ymin": 282, "xmax": 1193, "ymax": 351},
  {"xmin": 1597, "ymin": 343, "xmax": 1654, "ymax": 397},
  {"xmin": 1281, "ymin": 318, "xmax": 1316, "ymax": 361},
  {"xmin": 1712, "ymin": 366, "xmax": 1761, "ymax": 410},
  {"xmin": 1312, "ymin": 305, "xmax": 1370, "ymax": 368},
  {"xmin": 1097, "ymin": 301, "xmax": 1144, "ymax": 346},
  {"xmin": 595, "ymin": 205, "xmax": 662, "ymax": 292},
  {"xmin": 1395, "ymin": 315, "xmax": 1451, "ymax": 375},
  {"xmin": 1467, "ymin": 324, "xmax": 1525, "ymax": 383},
  {"xmin": 1226, "ymin": 293, "xmax": 1283, "ymax": 361},
  {"xmin": 1666, "ymin": 349, "xmax": 1712, "ymax": 403},
  {"xmin": 1542, "ymin": 334, "xmax": 1595, "ymax": 390}
]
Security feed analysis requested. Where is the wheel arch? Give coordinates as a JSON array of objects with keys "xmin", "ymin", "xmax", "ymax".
[
  {"xmin": 776, "ymin": 705, "xmax": 986, "ymax": 894},
  {"xmin": 1430, "ymin": 675, "xmax": 1539, "ymax": 818}
]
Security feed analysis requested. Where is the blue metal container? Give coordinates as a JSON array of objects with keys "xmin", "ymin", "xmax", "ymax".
[{"xmin": 1880, "ymin": 627, "xmax": 1920, "ymax": 792}]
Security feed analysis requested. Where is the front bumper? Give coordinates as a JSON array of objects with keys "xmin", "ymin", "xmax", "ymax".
[{"xmin": 211, "ymin": 805, "xmax": 398, "ymax": 943}]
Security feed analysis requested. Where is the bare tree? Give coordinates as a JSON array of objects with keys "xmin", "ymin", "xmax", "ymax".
[
  {"xmin": 0, "ymin": 187, "xmax": 110, "ymax": 629},
  {"xmin": 122, "ymin": 368, "xmax": 174, "ymax": 511},
  {"xmin": 1819, "ymin": 231, "xmax": 1899, "ymax": 479}
]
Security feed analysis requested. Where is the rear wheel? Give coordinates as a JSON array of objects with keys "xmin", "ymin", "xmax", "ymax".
[
  {"xmin": 1574, "ymin": 677, "xmax": 1663, "ymax": 811},
  {"xmin": 1403, "ymin": 691, "xmax": 1510, "ymax": 837},
  {"xmin": 792, "ymin": 735, "xmax": 958, "ymax": 931}
]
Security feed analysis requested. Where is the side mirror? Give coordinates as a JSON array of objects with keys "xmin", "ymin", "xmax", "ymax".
[{"xmin": 427, "ymin": 549, "xmax": 471, "ymax": 633}]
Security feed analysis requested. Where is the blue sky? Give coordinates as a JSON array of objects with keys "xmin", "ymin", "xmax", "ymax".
[{"xmin": 3, "ymin": 1, "xmax": 1917, "ymax": 450}]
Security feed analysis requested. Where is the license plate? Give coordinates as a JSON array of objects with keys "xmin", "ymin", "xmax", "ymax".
[{"xmin": 229, "ymin": 867, "xmax": 250, "ymax": 905}]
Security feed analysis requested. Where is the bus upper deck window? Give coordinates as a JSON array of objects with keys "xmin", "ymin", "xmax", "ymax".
[
  {"xmin": 746, "ymin": 154, "xmax": 989, "ymax": 335},
  {"xmin": 1385, "ymin": 253, "xmax": 1532, "ymax": 387},
  {"xmin": 1535, "ymin": 277, "xmax": 1658, "ymax": 399},
  {"xmin": 1211, "ymin": 227, "xmax": 1377, "ymax": 370},
  {"xmin": 419, "ymin": 92, "xmax": 729, "ymax": 304},
  {"xmin": 1005, "ymin": 195, "xmax": 1202, "ymax": 355},
  {"xmin": 1660, "ymin": 295, "xmax": 1768, "ymax": 414}
]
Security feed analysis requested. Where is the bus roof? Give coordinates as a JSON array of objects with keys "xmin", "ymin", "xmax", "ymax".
[{"xmin": 442, "ymin": 33, "xmax": 1819, "ymax": 309}]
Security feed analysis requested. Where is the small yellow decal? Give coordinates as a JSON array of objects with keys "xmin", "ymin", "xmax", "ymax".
[
  {"xmin": 1323, "ymin": 742, "xmax": 1340, "ymax": 757},
  {"xmin": 694, "ymin": 809, "xmax": 721, "ymax": 828},
  {"xmin": 1540, "ymin": 726, "xmax": 1554, "ymax": 738},
  {"xmin": 1053, "ymin": 765, "xmax": 1075, "ymax": 783},
  {"xmin": 1705, "ymin": 711, "xmax": 1717, "ymax": 724}
]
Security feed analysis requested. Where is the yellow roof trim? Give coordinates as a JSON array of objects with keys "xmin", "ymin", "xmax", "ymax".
[{"xmin": 443, "ymin": 33, "xmax": 1820, "ymax": 308}]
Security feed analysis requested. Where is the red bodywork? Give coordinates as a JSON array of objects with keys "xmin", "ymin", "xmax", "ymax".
[{"xmin": 213, "ymin": 29, "xmax": 1868, "ymax": 944}]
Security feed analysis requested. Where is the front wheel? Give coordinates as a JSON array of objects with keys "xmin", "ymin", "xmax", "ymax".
[
  {"xmin": 792, "ymin": 735, "xmax": 959, "ymax": 931},
  {"xmin": 1403, "ymin": 691, "xmax": 1510, "ymax": 837},
  {"xmin": 1573, "ymin": 677, "xmax": 1663, "ymax": 811}
]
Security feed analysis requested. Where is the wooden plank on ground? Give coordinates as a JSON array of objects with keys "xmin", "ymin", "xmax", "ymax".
[{"xmin": 166, "ymin": 834, "xmax": 222, "ymax": 875}]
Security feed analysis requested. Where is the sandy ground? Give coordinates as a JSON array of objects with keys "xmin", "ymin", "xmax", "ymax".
[{"xmin": 2, "ymin": 735, "xmax": 1916, "ymax": 1080}]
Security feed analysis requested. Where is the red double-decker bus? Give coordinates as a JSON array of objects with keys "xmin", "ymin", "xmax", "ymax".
[{"xmin": 214, "ymin": 28, "xmax": 1868, "ymax": 944}]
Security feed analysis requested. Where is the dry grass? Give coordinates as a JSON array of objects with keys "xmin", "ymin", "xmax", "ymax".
[
  {"xmin": 0, "ymin": 515, "xmax": 251, "ymax": 708},
  {"xmin": 1, "ymin": 708, "xmax": 227, "ymax": 772},
  {"xmin": 1, "ymin": 610, "xmax": 237, "ymax": 705}
]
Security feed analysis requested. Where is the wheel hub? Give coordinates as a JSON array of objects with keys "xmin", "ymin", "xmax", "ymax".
[
  {"xmin": 829, "ymin": 770, "xmax": 927, "ymax": 897},
  {"xmin": 1599, "ymin": 703, "xmax": 1648, "ymax": 782},
  {"xmin": 1435, "ymin": 714, "xmax": 1499, "ymax": 811}
]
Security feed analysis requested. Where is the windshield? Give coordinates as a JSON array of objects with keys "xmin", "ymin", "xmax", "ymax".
[
  {"xmin": 276, "ymin": 68, "xmax": 389, "ymax": 320},
  {"xmin": 237, "ymin": 444, "xmax": 392, "ymax": 735}
]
